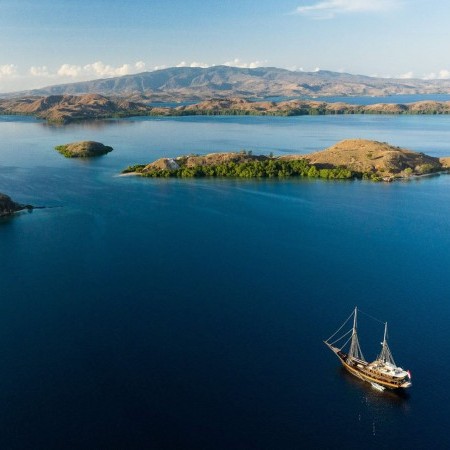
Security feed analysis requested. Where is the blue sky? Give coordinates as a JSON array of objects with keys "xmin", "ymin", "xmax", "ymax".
[{"xmin": 1, "ymin": 0, "xmax": 450, "ymax": 92}]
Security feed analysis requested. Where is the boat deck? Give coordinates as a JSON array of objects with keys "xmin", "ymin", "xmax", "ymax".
[
  {"xmin": 336, "ymin": 351, "xmax": 410, "ymax": 389},
  {"xmin": 324, "ymin": 308, "xmax": 411, "ymax": 390}
]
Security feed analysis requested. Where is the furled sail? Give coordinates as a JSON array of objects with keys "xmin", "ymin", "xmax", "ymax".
[
  {"xmin": 377, "ymin": 323, "xmax": 396, "ymax": 365},
  {"xmin": 348, "ymin": 308, "xmax": 365, "ymax": 361},
  {"xmin": 324, "ymin": 307, "xmax": 411, "ymax": 390}
]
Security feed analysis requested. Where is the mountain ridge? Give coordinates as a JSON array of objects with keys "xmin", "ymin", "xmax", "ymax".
[{"xmin": 3, "ymin": 66, "xmax": 450, "ymax": 101}]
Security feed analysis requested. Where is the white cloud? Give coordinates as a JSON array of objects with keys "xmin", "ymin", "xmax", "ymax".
[
  {"xmin": 222, "ymin": 58, "xmax": 267, "ymax": 69},
  {"xmin": 399, "ymin": 71, "xmax": 414, "ymax": 79},
  {"xmin": 160, "ymin": 59, "xmax": 267, "ymax": 70},
  {"xmin": 83, "ymin": 61, "xmax": 132, "ymax": 77},
  {"xmin": 54, "ymin": 61, "xmax": 147, "ymax": 79},
  {"xmin": 57, "ymin": 64, "xmax": 82, "ymax": 78},
  {"xmin": 176, "ymin": 61, "xmax": 210, "ymax": 68},
  {"xmin": 294, "ymin": 0, "xmax": 400, "ymax": 19},
  {"xmin": 0, "ymin": 64, "xmax": 18, "ymax": 78},
  {"xmin": 30, "ymin": 66, "xmax": 51, "ymax": 77},
  {"xmin": 135, "ymin": 61, "xmax": 146, "ymax": 71},
  {"xmin": 190, "ymin": 61, "xmax": 210, "ymax": 68},
  {"xmin": 289, "ymin": 66, "xmax": 321, "ymax": 72},
  {"xmin": 424, "ymin": 69, "xmax": 450, "ymax": 80}
]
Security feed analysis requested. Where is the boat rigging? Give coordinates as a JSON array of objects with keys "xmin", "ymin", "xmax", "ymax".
[{"xmin": 324, "ymin": 307, "xmax": 412, "ymax": 390}]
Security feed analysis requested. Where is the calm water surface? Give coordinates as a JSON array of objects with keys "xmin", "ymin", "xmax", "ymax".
[
  {"xmin": 1, "ymin": 115, "xmax": 450, "ymax": 449},
  {"xmin": 151, "ymin": 93, "xmax": 450, "ymax": 107},
  {"xmin": 256, "ymin": 93, "xmax": 450, "ymax": 105}
]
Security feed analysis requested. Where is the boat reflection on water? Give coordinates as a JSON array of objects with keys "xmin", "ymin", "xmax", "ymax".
[{"xmin": 338, "ymin": 366, "xmax": 412, "ymax": 439}]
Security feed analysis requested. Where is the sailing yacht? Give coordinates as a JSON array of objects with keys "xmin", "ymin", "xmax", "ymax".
[{"xmin": 324, "ymin": 307, "xmax": 412, "ymax": 390}]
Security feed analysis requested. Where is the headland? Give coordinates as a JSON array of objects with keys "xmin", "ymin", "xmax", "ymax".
[{"xmin": 0, "ymin": 193, "xmax": 33, "ymax": 217}]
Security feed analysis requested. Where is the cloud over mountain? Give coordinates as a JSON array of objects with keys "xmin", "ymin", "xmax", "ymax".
[{"xmin": 4, "ymin": 65, "xmax": 450, "ymax": 101}]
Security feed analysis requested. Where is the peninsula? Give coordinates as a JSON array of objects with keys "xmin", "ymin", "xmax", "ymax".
[
  {"xmin": 0, "ymin": 94, "xmax": 149, "ymax": 124},
  {"xmin": 0, "ymin": 193, "xmax": 33, "ymax": 217},
  {"xmin": 122, "ymin": 139, "xmax": 449, "ymax": 182}
]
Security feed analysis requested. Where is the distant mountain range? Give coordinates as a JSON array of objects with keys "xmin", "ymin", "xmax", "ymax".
[{"xmin": 3, "ymin": 66, "xmax": 450, "ymax": 100}]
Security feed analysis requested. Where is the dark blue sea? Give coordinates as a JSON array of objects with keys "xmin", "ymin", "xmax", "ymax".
[{"xmin": 1, "ymin": 114, "xmax": 450, "ymax": 449}]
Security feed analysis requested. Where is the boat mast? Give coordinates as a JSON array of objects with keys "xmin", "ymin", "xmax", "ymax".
[
  {"xmin": 378, "ymin": 322, "xmax": 396, "ymax": 366},
  {"xmin": 349, "ymin": 307, "xmax": 365, "ymax": 361}
]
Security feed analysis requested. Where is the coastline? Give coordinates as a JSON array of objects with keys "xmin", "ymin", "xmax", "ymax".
[
  {"xmin": 120, "ymin": 140, "xmax": 450, "ymax": 183},
  {"xmin": 3, "ymin": 95, "xmax": 450, "ymax": 125}
]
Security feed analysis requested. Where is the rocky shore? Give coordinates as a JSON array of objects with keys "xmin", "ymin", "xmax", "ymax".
[{"xmin": 0, "ymin": 193, "xmax": 33, "ymax": 217}]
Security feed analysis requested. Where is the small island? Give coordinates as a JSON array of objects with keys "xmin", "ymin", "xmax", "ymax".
[
  {"xmin": 55, "ymin": 141, "xmax": 113, "ymax": 158},
  {"xmin": 0, "ymin": 193, "xmax": 33, "ymax": 217},
  {"xmin": 122, "ymin": 139, "xmax": 449, "ymax": 182}
]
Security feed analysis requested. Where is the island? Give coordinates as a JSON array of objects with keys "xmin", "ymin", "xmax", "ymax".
[
  {"xmin": 0, "ymin": 94, "xmax": 149, "ymax": 124},
  {"xmin": 2, "ymin": 94, "xmax": 450, "ymax": 124},
  {"xmin": 122, "ymin": 139, "xmax": 449, "ymax": 182},
  {"xmin": 55, "ymin": 141, "xmax": 113, "ymax": 158},
  {"xmin": 0, "ymin": 193, "xmax": 33, "ymax": 217}
]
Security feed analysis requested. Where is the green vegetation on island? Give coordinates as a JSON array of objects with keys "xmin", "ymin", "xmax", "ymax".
[
  {"xmin": 55, "ymin": 141, "xmax": 113, "ymax": 158},
  {"xmin": 122, "ymin": 139, "xmax": 449, "ymax": 182},
  {"xmin": 123, "ymin": 157, "xmax": 354, "ymax": 180}
]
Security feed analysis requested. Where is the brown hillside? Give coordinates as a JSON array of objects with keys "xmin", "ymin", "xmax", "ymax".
[
  {"xmin": 183, "ymin": 152, "xmax": 265, "ymax": 167},
  {"xmin": 0, "ymin": 94, "xmax": 150, "ymax": 123},
  {"xmin": 3, "ymin": 94, "xmax": 450, "ymax": 123},
  {"xmin": 299, "ymin": 139, "xmax": 442, "ymax": 176},
  {"xmin": 143, "ymin": 152, "xmax": 265, "ymax": 173},
  {"xmin": 440, "ymin": 157, "xmax": 450, "ymax": 168}
]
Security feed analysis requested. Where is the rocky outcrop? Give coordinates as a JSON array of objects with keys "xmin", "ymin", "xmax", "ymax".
[
  {"xmin": 55, "ymin": 141, "xmax": 113, "ymax": 158},
  {"xmin": 0, "ymin": 193, "xmax": 32, "ymax": 217},
  {"xmin": 148, "ymin": 158, "xmax": 181, "ymax": 171}
]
